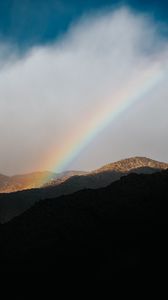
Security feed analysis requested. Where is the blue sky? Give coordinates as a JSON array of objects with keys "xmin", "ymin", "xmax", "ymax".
[
  {"xmin": 0, "ymin": 1, "xmax": 168, "ymax": 174},
  {"xmin": 0, "ymin": 0, "xmax": 168, "ymax": 50}
]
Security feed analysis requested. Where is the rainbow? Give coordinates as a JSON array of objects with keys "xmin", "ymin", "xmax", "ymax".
[{"xmin": 38, "ymin": 61, "xmax": 166, "ymax": 185}]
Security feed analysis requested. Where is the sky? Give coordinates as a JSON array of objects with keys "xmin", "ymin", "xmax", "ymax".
[{"xmin": 0, "ymin": 0, "xmax": 168, "ymax": 175}]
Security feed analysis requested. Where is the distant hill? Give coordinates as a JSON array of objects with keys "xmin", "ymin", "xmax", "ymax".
[
  {"xmin": 0, "ymin": 156, "xmax": 168, "ymax": 223},
  {"xmin": 1, "ymin": 169, "xmax": 168, "ymax": 277},
  {"xmin": 0, "ymin": 170, "xmax": 86, "ymax": 193},
  {"xmin": 0, "ymin": 174, "xmax": 9, "ymax": 189},
  {"xmin": 0, "ymin": 171, "xmax": 55, "ymax": 193},
  {"xmin": 43, "ymin": 170, "xmax": 87, "ymax": 188}
]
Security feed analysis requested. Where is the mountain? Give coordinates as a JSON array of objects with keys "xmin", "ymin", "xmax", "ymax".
[
  {"xmin": 0, "ymin": 171, "xmax": 56, "ymax": 193},
  {"xmin": 0, "ymin": 156, "xmax": 168, "ymax": 223},
  {"xmin": 94, "ymin": 156, "xmax": 168, "ymax": 173},
  {"xmin": 1, "ymin": 170, "xmax": 168, "ymax": 277},
  {"xmin": 43, "ymin": 170, "xmax": 87, "ymax": 187},
  {"xmin": 0, "ymin": 174, "xmax": 9, "ymax": 189},
  {"xmin": 0, "ymin": 170, "xmax": 86, "ymax": 193}
]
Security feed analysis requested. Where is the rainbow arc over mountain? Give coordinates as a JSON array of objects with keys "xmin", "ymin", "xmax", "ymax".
[{"xmin": 37, "ymin": 61, "xmax": 166, "ymax": 186}]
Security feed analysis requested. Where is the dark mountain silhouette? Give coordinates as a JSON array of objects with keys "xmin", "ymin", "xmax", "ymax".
[
  {"xmin": 1, "ymin": 169, "xmax": 168, "ymax": 278},
  {"xmin": 0, "ymin": 156, "xmax": 167, "ymax": 223}
]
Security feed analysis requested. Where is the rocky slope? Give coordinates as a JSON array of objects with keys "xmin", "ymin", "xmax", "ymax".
[{"xmin": 94, "ymin": 156, "xmax": 168, "ymax": 173}]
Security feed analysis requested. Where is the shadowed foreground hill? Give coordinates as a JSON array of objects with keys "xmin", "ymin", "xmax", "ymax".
[
  {"xmin": 1, "ymin": 170, "xmax": 168, "ymax": 278},
  {"xmin": 1, "ymin": 156, "xmax": 167, "ymax": 223}
]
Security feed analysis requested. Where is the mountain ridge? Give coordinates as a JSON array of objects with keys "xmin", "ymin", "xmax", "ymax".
[
  {"xmin": 0, "ymin": 156, "xmax": 168, "ymax": 223},
  {"xmin": 0, "ymin": 170, "xmax": 86, "ymax": 193},
  {"xmin": 93, "ymin": 156, "xmax": 168, "ymax": 173},
  {"xmin": 0, "ymin": 157, "xmax": 167, "ymax": 194}
]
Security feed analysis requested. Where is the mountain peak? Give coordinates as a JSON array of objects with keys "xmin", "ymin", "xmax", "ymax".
[{"xmin": 94, "ymin": 156, "xmax": 168, "ymax": 173}]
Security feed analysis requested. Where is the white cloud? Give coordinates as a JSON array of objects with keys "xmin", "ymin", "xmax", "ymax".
[{"xmin": 0, "ymin": 7, "xmax": 168, "ymax": 174}]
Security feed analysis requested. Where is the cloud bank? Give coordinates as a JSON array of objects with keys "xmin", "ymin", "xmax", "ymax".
[{"xmin": 0, "ymin": 7, "xmax": 168, "ymax": 174}]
